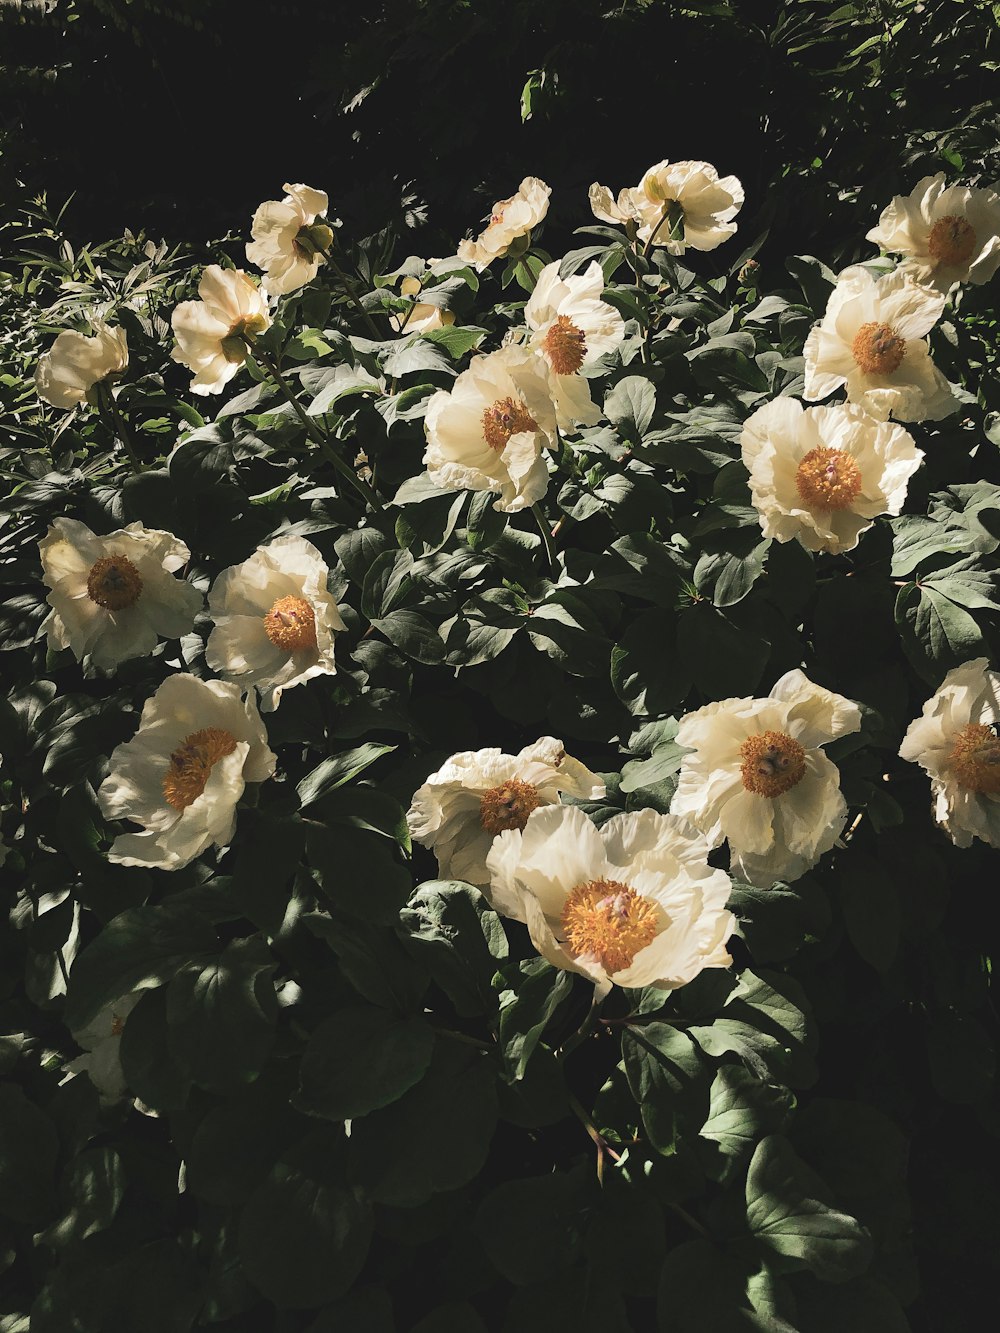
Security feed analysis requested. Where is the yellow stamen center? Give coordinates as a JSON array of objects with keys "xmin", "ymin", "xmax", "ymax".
[
  {"xmin": 263, "ymin": 595, "xmax": 317, "ymax": 653},
  {"xmin": 482, "ymin": 396, "xmax": 537, "ymax": 452},
  {"xmin": 479, "ymin": 779, "xmax": 542, "ymax": 836},
  {"xmin": 163, "ymin": 728, "xmax": 238, "ymax": 811},
  {"xmin": 86, "ymin": 555, "xmax": 143, "ymax": 610},
  {"xmin": 928, "ymin": 215, "xmax": 977, "ymax": 268},
  {"xmin": 948, "ymin": 722, "xmax": 1000, "ymax": 795},
  {"xmin": 852, "ymin": 321, "xmax": 906, "ymax": 376},
  {"xmin": 561, "ymin": 878, "xmax": 659, "ymax": 975},
  {"xmin": 795, "ymin": 446, "xmax": 863, "ymax": 512},
  {"xmin": 543, "ymin": 315, "xmax": 588, "ymax": 375},
  {"xmin": 740, "ymin": 730, "xmax": 806, "ymax": 797}
]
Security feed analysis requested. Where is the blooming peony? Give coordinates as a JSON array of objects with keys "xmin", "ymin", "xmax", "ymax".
[
  {"xmin": 740, "ymin": 398, "xmax": 923, "ymax": 554},
  {"xmin": 866, "ymin": 173, "xmax": 1000, "ymax": 293},
  {"xmin": 38, "ymin": 518, "xmax": 202, "ymax": 671},
  {"xmin": 423, "ymin": 344, "xmax": 558, "ymax": 511},
  {"xmin": 389, "ymin": 275, "xmax": 457, "ymax": 334},
  {"xmin": 898, "ymin": 658, "xmax": 1000, "ymax": 848},
  {"xmin": 803, "ymin": 265, "xmax": 955, "ymax": 422},
  {"xmin": 407, "ymin": 737, "xmax": 605, "ymax": 888},
  {"xmin": 589, "ymin": 160, "xmax": 743, "ymax": 253},
  {"xmin": 98, "ymin": 674, "xmax": 276, "ymax": 871},
  {"xmin": 64, "ymin": 993, "xmax": 142, "ymax": 1104},
  {"xmin": 246, "ymin": 182, "xmax": 333, "ymax": 296},
  {"xmin": 524, "ymin": 260, "xmax": 625, "ymax": 429},
  {"xmin": 35, "ymin": 323, "xmax": 129, "ymax": 410},
  {"xmin": 457, "ymin": 177, "xmax": 551, "ymax": 270},
  {"xmin": 206, "ymin": 535, "xmax": 345, "ymax": 712},
  {"xmin": 485, "ymin": 805, "xmax": 735, "ymax": 998},
  {"xmin": 671, "ymin": 670, "xmax": 862, "ymax": 886},
  {"xmin": 171, "ymin": 266, "xmax": 271, "ymax": 396}
]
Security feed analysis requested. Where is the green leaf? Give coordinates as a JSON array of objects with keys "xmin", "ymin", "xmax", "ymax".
[
  {"xmin": 498, "ymin": 958, "xmax": 574, "ymax": 1080},
  {"xmin": 372, "ymin": 609, "xmax": 446, "ymax": 663},
  {"xmin": 295, "ymin": 1006, "xmax": 436, "ymax": 1120},
  {"xmin": 611, "ymin": 610, "xmax": 692, "ymax": 717},
  {"xmin": 604, "ymin": 375, "xmax": 656, "ymax": 440},
  {"xmin": 894, "ymin": 582, "xmax": 987, "ymax": 682},
  {"xmin": 475, "ymin": 1165, "xmax": 593, "ymax": 1284},
  {"xmin": 119, "ymin": 988, "xmax": 192, "ymax": 1112},
  {"xmin": 657, "ymin": 1240, "xmax": 794, "ymax": 1331},
  {"xmin": 40, "ymin": 1147, "xmax": 126, "ymax": 1248},
  {"xmin": 423, "ymin": 325, "xmax": 487, "ymax": 358},
  {"xmin": 296, "ymin": 742, "xmax": 397, "ymax": 809},
  {"xmin": 400, "ymin": 881, "xmax": 509, "ymax": 1017},
  {"xmin": 622, "ymin": 1022, "xmax": 709, "ymax": 1153},
  {"xmin": 699, "ymin": 1066, "xmax": 793, "ymax": 1181},
  {"xmin": 678, "ymin": 603, "xmax": 769, "ymax": 699}
]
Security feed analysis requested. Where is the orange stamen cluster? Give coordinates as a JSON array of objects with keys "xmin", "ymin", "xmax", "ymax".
[
  {"xmin": 561, "ymin": 878, "xmax": 659, "ymax": 974},
  {"xmin": 948, "ymin": 723, "xmax": 1000, "ymax": 795},
  {"xmin": 928, "ymin": 215, "xmax": 977, "ymax": 268},
  {"xmin": 163, "ymin": 728, "xmax": 238, "ymax": 811},
  {"xmin": 481, "ymin": 397, "xmax": 537, "ymax": 452},
  {"xmin": 740, "ymin": 731, "xmax": 807, "ymax": 797},
  {"xmin": 851, "ymin": 321, "xmax": 906, "ymax": 376},
  {"xmin": 543, "ymin": 315, "xmax": 588, "ymax": 375},
  {"xmin": 795, "ymin": 446, "xmax": 863, "ymax": 512},
  {"xmin": 86, "ymin": 555, "xmax": 143, "ymax": 610},
  {"xmin": 263, "ymin": 596, "xmax": 317, "ymax": 652},
  {"xmin": 479, "ymin": 779, "xmax": 542, "ymax": 836}
]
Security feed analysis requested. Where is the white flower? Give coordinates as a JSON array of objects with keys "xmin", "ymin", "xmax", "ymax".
[
  {"xmin": 206, "ymin": 535, "xmax": 345, "ymax": 712},
  {"xmin": 590, "ymin": 160, "xmax": 744, "ymax": 253},
  {"xmin": 423, "ymin": 344, "xmax": 558, "ymax": 512},
  {"xmin": 389, "ymin": 275, "xmax": 457, "ymax": 334},
  {"xmin": 65, "ymin": 993, "xmax": 142, "ymax": 1104},
  {"xmin": 407, "ymin": 737, "xmax": 605, "ymax": 888},
  {"xmin": 35, "ymin": 323, "xmax": 128, "ymax": 410},
  {"xmin": 246, "ymin": 183, "xmax": 333, "ymax": 297},
  {"xmin": 867, "ymin": 173, "xmax": 1000, "ymax": 293},
  {"xmin": 898, "ymin": 658, "xmax": 1000, "ymax": 848},
  {"xmin": 170, "ymin": 266, "xmax": 271, "ymax": 396},
  {"xmin": 524, "ymin": 260, "xmax": 625, "ymax": 429},
  {"xmin": 671, "ymin": 670, "xmax": 862, "ymax": 886},
  {"xmin": 486, "ymin": 805, "xmax": 735, "ymax": 998},
  {"xmin": 457, "ymin": 177, "xmax": 551, "ymax": 270},
  {"xmin": 38, "ymin": 518, "xmax": 202, "ymax": 671},
  {"xmin": 740, "ymin": 399, "xmax": 923, "ymax": 554},
  {"xmin": 98, "ymin": 674, "xmax": 276, "ymax": 871},
  {"xmin": 803, "ymin": 265, "xmax": 956, "ymax": 422}
]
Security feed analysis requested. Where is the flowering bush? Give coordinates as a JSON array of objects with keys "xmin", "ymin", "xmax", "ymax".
[{"xmin": 2, "ymin": 138, "xmax": 1000, "ymax": 1333}]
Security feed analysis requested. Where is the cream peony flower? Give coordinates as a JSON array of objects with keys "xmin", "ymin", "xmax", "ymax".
[
  {"xmin": 456, "ymin": 177, "xmax": 551, "ymax": 270},
  {"xmin": 802, "ymin": 265, "xmax": 956, "ymax": 422},
  {"xmin": 38, "ymin": 518, "xmax": 202, "ymax": 671},
  {"xmin": 206, "ymin": 535, "xmax": 345, "ymax": 712},
  {"xmin": 407, "ymin": 737, "xmax": 605, "ymax": 888},
  {"xmin": 671, "ymin": 670, "xmax": 862, "ymax": 886},
  {"xmin": 423, "ymin": 344, "xmax": 558, "ymax": 511},
  {"xmin": 898, "ymin": 658, "xmax": 1000, "ymax": 848},
  {"xmin": 866, "ymin": 173, "xmax": 1000, "ymax": 293},
  {"xmin": 740, "ymin": 398, "xmax": 923, "ymax": 554},
  {"xmin": 590, "ymin": 160, "xmax": 743, "ymax": 253},
  {"xmin": 486, "ymin": 805, "xmax": 735, "ymax": 998},
  {"xmin": 65, "ymin": 993, "xmax": 142, "ymax": 1104},
  {"xmin": 170, "ymin": 266, "xmax": 271, "ymax": 396},
  {"xmin": 524, "ymin": 260, "xmax": 625, "ymax": 429},
  {"xmin": 98, "ymin": 674, "xmax": 276, "ymax": 871},
  {"xmin": 246, "ymin": 183, "xmax": 333, "ymax": 296},
  {"xmin": 389, "ymin": 275, "xmax": 457, "ymax": 334},
  {"xmin": 35, "ymin": 323, "xmax": 129, "ymax": 410}
]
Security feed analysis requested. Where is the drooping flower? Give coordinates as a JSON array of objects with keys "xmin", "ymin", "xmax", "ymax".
[
  {"xmin": 524, "ymin": 260, "xmax": 625, "ymax": 429},
  {"xmin": 407, "ymin": 738, "xmax": 605, "ymax": 888},
  {"xmin": 64, "ymin": 993, "xmax": 143, "ymax": 1104},
  {"xmin": 866, "ymin": 173, "xmax": 1000, "ymax": 293},
  {"xmin": 457, "ymin": 177, "xmax": 551, "ymax": 270},
  {"xmin": 898, "ymin": 658, "xmax": 1000, "ymax": 848},
  {"xmin": 485, "ymin": 805, "xmax": 735, "ymax": 998},
  {"xmin": 170, "ymin": 266, "xmax": 271, "ymax": 396},
  {"xmin": 802, "ymin": 265, "xmax": 955, "ymax": 422},
  {"xmin": 589, "ymin": 160, "xmax": 744, "ymax": 253},
  {"xmin": 389, "ymin": 275, "xmax": 457, "ymax": 334},
  {"xmin": 671, "ymin": 670, "xmax": 862, "ymax": 886},
  {"xmin": 423, "ymin": 344, "xmax": 558, "ymax": 511},
  {"xmin": 206, "ymin": 535, "xmax": 345, "ymax": 712},
  {"xmin": 38, "ymin": 518, "xmax": 202, "ymax": 671},
  {"xmin": 246, "ymin": 183, "xmax": 334, "ymax": 296},
  {"xmin": 98, "ymin": 674, "xmax": 276, "ymax": 871},
  {"xmin": 35, "ymin": 323, "xmax": 129, "ymax": 410},
  {"xmin": 740, "ymin": 398, "xmax": 923, "ymax": 554}
]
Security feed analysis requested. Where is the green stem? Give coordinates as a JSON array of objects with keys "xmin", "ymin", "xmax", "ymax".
[
  {"xmin": 97, "ymin": 384, "xmax": 142, "ymax": 474},
  {"xmin": 531, "ymin": 503, "xmax": 558, "ymax": 573},
  {"xmin": 327, "ymin": 251, "xmax": 384, "ymax": 340},
  {"xmin": 558, "ymin": 990, "xmax": 604, "ymax": 1060}
]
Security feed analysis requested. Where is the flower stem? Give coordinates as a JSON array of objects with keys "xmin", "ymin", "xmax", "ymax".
[
  {"xmin": 96, "ymin": 384, "xmax": 142, "ymax": 474},
  {"xmin": 327, "ymin": 251, "xmax": 385, "ymax": 340},
  {"xmin": 531, "ymin": 502, "xmax": 558, "ymax": 572}
]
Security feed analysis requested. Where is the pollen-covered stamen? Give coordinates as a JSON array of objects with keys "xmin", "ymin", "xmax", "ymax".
[
  {"xmin": 948, "ymin": 722, "xmax": 1000, "ymax": 794},
  {"xmin": 263, "ymin": 595, "xmax": 317, "ymax": 653},
  {"xmin": 162, "ymin": 727, "xmax": 238, "ymax": 811},
  {"xmin": 740, "ymin": 730, "xmax": 807, "ymax": 797},
  {"xmin": 86, "ymin": 555, "xmax": 143, "ymax": 610},
  {"xmin": 852, "ymin": 321, "xmax": 906, "ymax": 376},
  {"xmin": 110, "ymin": 1014, "xmax": 125, "ymax": 1037},
  {"xmin": 561, "ymin": 878, "xmax": 659, "ymax": 974},
  {"xmin": 479, "ymin": 779, "xmax": 542, "ymax": 835},
  {"xmin": 928, "ymin": 214, "xmax": 977, "ymax": 268},
  {"xmin": 543, "ymin": 315, "xmax": 588, "ymax": 375},
  {"xmin": 482, "ymin": 396, "xmax": 537, "ymax": 452},
  {"xmin": 795, "ymin": 446, "xmax": 863, "ymax": 512}
]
